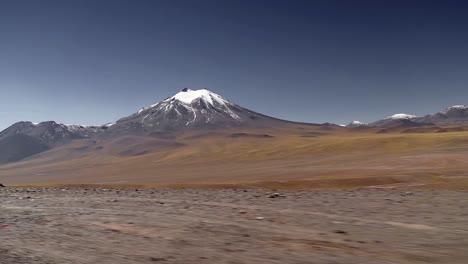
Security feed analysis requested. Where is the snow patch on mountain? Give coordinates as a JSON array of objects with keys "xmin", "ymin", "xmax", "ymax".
[
  {"xmin": 137, "ymin": 103, "xmax": 159, "ymax": 114},
  {"xmin": 347, "ymin": 120, "xmax": 367, "ymax": 127},
  {"xmin": 350, "ymin": 121, "xmax": 365, "ymax": 125},
  {"xmin": 386, "ymin": 113, "xmax": 417, "ymax": 120}
]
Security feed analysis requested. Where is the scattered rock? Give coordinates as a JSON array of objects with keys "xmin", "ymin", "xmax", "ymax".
[
  {"xmin": 333, "ymin": 230, "xmax": 348, "ymax": 235},
  {"xmin": 269, "ymin": 193, "xmax": 281, "ymax": 198},
  {"xmin": 149, "ymin": 257, "xmax": 167, "ymax": 262}
]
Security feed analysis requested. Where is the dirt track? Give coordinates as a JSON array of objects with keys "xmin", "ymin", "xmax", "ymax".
[{"xmin": 1, "ymin": 188, "xmax": 467, "ymax": 264}]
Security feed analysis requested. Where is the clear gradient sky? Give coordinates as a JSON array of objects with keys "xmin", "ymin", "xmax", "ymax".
[{"xmin": 1, "ymin": 0, "xmax": 467, "ymax": 129}]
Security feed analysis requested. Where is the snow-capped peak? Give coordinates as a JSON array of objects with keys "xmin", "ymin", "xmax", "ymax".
[
  {"xmin": 346, "ymin": 120, "xmax": 367, "ymax": 127},
  {"xmin": 445, "ymin": 105, "xmax": 468, "ymax": 111},
  {"xmin": 137, "ymin": 88, "xmax": 231, "ymax": 114},
  {"xmin": 386, "ymin": 113, "xmax": 417, "ymax": 120},
  {"xmin": 350, "ymin": 121, "xmax": 364, "ymax": 125},
  {"xmin": 168, "ymin": 88, "xmax": 230, "ymax": 106}
]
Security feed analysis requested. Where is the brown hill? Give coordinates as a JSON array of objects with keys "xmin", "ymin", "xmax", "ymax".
[{"xmin": 1, "ymin": 126, "xmax": 468, "ymax": 190}]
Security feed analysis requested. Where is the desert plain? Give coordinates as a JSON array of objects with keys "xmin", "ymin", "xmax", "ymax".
[{"xmin": 1, "ymin": 127, "xmax": 468, "ymax": 263}]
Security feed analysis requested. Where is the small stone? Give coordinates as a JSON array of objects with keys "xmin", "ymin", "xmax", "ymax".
[
  {"xmin": 333, "ymin": 230, "xmax": 348, "ymax": 235},
  {"xmin": 150, "ymin": 257, "xmax": 167, "ymax": 262},
  {"xmin": 269, "ymin": 193, "xmax": 281, "ymax": 198}
]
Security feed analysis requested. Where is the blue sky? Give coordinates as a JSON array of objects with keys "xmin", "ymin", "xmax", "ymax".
[{"xmin": 1, "ymin": 0, "xmax": 468, "ymax": 129}]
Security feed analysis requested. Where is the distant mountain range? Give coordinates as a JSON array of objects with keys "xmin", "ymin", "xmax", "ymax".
[
  {"xmin": 1, "ymin": 88, "xmax": 467, "ymax": 164},
  {"xmin": 349, "ymin": 105, "xmax": 468, "ymax": 128},
  {"xmin": 0, "ymin": 121, "xmax": 111, "ymax": 163}
]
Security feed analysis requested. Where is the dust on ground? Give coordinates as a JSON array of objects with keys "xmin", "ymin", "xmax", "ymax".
[{"xmin": 1, "ymin": 188, "xmax": 467, "ymax": 264}]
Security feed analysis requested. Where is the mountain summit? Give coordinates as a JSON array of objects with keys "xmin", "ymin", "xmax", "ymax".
[
  {"xmin": 137, "ymin": 88, "xmax": 241, "ymax": 121},
  {"xmin": 105, "ymin": 88, "xmax": 294, "ymax": 136}
]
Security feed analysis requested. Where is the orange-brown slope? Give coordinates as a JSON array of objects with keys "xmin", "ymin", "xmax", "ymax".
[{"xmin": 1, "ymin": 126, "xmax": 468, "ymax": 189}]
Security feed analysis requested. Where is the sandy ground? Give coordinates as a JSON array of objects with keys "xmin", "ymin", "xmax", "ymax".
[{"xmin": 1, "ymin": 188, "xmax": 468, "ymax": 264}]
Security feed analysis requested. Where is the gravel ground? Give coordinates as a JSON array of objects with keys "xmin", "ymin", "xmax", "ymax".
[{"xmin": 1, "ymin": 187, "xmax": 467, "ymax": 264}]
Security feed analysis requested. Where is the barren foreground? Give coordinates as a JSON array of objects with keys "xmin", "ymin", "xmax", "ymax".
[{"xmin": 1, "ymin": 188, "xmax": 467, "ymax": 264}]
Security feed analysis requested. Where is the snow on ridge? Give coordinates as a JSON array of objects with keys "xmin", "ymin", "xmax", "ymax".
[
  {"xmin": 138, "ymin": 103, "xmax": 159, "ymax": 114},
  {"xmin": 65, "ymin": 124, "xmax": 108, "ymax": 128},
  {"xmin": 65, "ymin": 123, "xmax": 114, "ymax": 131},
  {"xmin": 438, "ymin": 105, "xmax": 468, "ymax": 114},
  {"xmin": 386, "ymin": 113, "xmax": 417, "ymax": 120},
  {"xmin": 18, "ymin": 121, "xmax": 40, "ymax": 126}
]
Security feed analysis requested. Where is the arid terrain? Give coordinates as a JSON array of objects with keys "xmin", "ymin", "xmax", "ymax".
[
  {"xmin": 1, "ymin": 187, "xmax": 468, "ymax": 264},
  {"xmin": 2, "ymin": 127, "xmax": 468, "ymax": 190},
  {"xmin": 2, "ymin": 114, "xmax": 468, "ymax": 264}
]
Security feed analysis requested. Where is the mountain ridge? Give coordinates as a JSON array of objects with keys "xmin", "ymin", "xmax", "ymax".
[
  {"xmin": 0, "ymin": 88, "xmax": 326, "ymax": 164},
  {"xmin": 348, "ymin": 105, "xmax": 468, "ymax": 127},
  {"xmin": 1, "ymin": 88, "xmax": 467, "ymax": 164}
]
